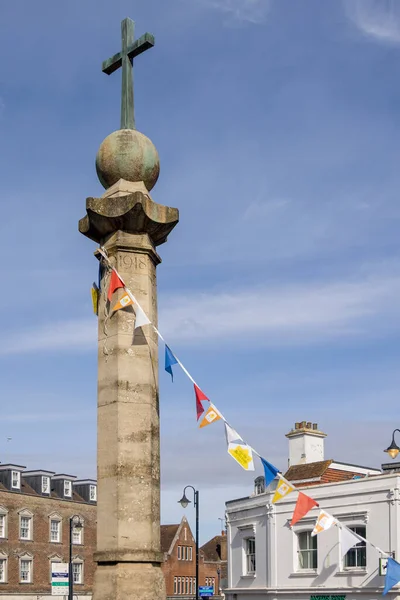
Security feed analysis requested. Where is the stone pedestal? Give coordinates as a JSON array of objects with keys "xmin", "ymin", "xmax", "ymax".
[{"xmin": 79, "ymin": 179, "xmax": 178, "ymax": 600}]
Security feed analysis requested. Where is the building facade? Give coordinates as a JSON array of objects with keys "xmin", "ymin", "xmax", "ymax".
[
  {"xmin": 224, "ymin": 422, "xmax": 399, "ymax": 600},
  {"xmin": 0, "ymin": 463, "xmax": 97, "ymax": 599},
  {"xmin": 161, "ymin": 517, "xmax": 226, "ymax": 597}
]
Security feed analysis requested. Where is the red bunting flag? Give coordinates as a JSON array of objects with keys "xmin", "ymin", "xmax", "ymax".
[
  {"xmin": 194, "ymin": 384, "xmax": 209, "ymax": 420},
  {"xmin": 291, "ymin": 492, "xmax": 319, "ymax": 526},
  {"xmin": 107, "ymin": 270, "xmax": 125, "ymax": 301}
]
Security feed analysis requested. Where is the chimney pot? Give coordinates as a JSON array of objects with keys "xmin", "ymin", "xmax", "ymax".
[
  {"xmin": 301, "ymin": 421, "xmax": 306, "ymax": 428},
  {"xmin": 313, "ymin": 423, "xmax": 318, "ymax": 430},
  {"xmin": 295, "ymin": 422, "xmax": 300, "ymax": 430},
  {"xmin": 306, "ymin": 422, "xmax": 311, "ymax": 429}
]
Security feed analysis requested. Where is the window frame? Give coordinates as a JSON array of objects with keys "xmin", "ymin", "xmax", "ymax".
[
  {"xmin": 72, "ymin": 560, "xmax": 83, "ymax": 585},
  {"xmin": 42, "ymin": 476, "xmax": 50, "ymax": 494},
  {"xmin": 11, "ymin": 470, "xmax": 20, "ymax": 490},
  {"xmin": 244, "ymin": 536, "xmax": 256, "ymax": 575},
  {"xmin": 89, "ymin": 485, "xmax": 97, "ymax": 502},
  {"xmin": 0, "ymin": 508, "xmax": 8, "ymax": 539},
  {"xmin": 0, "ymin": 554, "xmax": 7, "ymax": 583},
  {"xmin": 343, "ymin": 525, "xmax": 367, "ymax": 570},
  {"xmin": 19, "ymin": 555, "xmax": 33, "ymax": 583},
  {"xmin": 64, "ymin": 480, "xmax": 72, "ymax": 498},
  {"xmin": 19, "ymin": 510, "xmax": 33, "ymax": 541},
  {"xmin": 297, "ymin": 530, "xmax": 318, "ymax": 571},
  {"xmin": 49, "ymin": 514, "xmax": 62, "ymax": 544}
]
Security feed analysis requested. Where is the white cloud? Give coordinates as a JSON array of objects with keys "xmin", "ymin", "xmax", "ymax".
[
  {"xmin": 195, "ymin": 0, "xmax": 272, "ymax": 24},
  {"xmin": 1, "ymin": 270, "xmax": 399, "ymax": 354},
  {"xmin": 344, "ymin": 0, "xmax": 400, "ymax": 44},
  {"xmin": 160, "ymin": 272, "xmax": 400, "ymax": 344}
]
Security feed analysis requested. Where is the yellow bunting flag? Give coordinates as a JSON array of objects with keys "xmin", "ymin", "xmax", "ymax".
[
  {"xmin": 272, "ymin": 476, "xmax": 295, "ymax": 504},
  {"xmin": 112, "ymin": 293, "xmax": 133, "ymax": 312},
  {"xmin": 199, "ymin": 404, "xmax": 222, "ymax": 429},
  {"xmin": 311, "ymin": 510, "xmax": 337, "ymax": 536},
  {"xmin": 228, "ymin": 442, "xmax": 255, "ymax": 471},
  {"xmin": 91, "ymin": 285, "xmax": 99, "ymax": 316}
]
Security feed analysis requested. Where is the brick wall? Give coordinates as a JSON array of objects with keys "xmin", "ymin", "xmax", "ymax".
[
  {"xmin": 0, "ymin": 488, "xmax": 96, "ymax": 596},
  {"xmin": 161, "ymin": 522, "xmax": 222, "ymax": 597}
]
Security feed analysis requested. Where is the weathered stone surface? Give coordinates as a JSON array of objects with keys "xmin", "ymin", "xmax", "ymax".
[
  {"xmin": 79, "ymin": 185, "xmax": 178, "ymax": 246},
  {"xmin": 96, "ymin": 129, "xmax": 160, "ymax": 190}
]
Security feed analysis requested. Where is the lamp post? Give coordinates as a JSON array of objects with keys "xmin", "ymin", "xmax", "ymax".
[
  {"xmin": 69, "ymin": 515, "xmax": 83, "ymax": 600},
  {"xmin": 178, "ymin": 486, "xmax": 199, "ymax": 600},
  {"xmin": 384, "ymin": 429, "xmax": 400, "ymax": 459},
  {"xmin": 217, "ymin": 567, "xmax": 220, "ymax": 597}
]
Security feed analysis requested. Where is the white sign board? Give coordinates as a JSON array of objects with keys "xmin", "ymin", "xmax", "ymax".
[{"xmin": 52, "ymin": 562, "xmax": 69, "ymax": 596}]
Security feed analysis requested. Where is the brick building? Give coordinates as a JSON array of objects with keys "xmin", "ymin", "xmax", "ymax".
[
  {"xmin": 161, "ymin": 517, "xmax": 227, "ymax": 598},
  {"xmin": 0, "ymin": 461, "xmax": 226, "ymax": 600},
  {"xmin": 0, "ymin": 463, "xmax": 97, "ymax": 599}
]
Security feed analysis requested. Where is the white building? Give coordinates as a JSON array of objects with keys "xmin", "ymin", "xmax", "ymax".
[{"xmin": 225, "ymin": 421, "xmax": 400, "ymax": 600}]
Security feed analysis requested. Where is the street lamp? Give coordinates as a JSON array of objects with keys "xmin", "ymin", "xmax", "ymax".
[
  {"xmin": 384, "ymin": 429, "xmax": 400, "ymax": 459},
  {"xmin": 178, "ymin": 485, "xmax": 199, "ymax": 600},
  {"xmin": 69, "ymin": 515, "xmax": 83, "ymax": 600}
]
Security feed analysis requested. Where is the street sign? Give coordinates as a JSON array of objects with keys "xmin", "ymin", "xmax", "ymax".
[
  {"xmin": 199, "ymin": 586, "xmax": 214, "ymax": 597},
  {"xmin": 51, "ymin": 563, "xmax": 69, "ymax": 596}
]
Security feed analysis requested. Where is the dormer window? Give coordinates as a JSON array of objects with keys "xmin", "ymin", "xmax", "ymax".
[
  {"xmin": 89, "ymin": 485, "xmax": 97, "ymax": 502},
  {"xmin": 42, "ymin": 476, "xmax": 50, "ymax": 494},
  {"xmin": 12, "ymin": 471, "xmax": 20, "ymax": 490},
  {"xmin": 64, "ymin": 481, "xmax": 72, "ymax": 498}
]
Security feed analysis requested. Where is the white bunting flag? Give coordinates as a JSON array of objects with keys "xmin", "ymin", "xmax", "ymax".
[
  {"xmin": 340, "ymin": 526, "xmax": 364, "ymax": 557},
  {"xmin": 312, "ymin": 510, "xmax": 337, "ymax": 536},
  {"xmin": 134, "ymin": 305, "xmax": 151, "ymax": 329},
  {"xmin": 224, "ymin": 422, "xmax": 244, "ymax": 445}
]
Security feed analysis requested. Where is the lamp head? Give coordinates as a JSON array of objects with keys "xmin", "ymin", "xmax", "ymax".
[
  {"xmin": 385, "ymin": 443, "xmax": 400, "ymax": 460},
  {"xmin": 178, "ymin": 493, "xmax": 191, "ymax": 509}
]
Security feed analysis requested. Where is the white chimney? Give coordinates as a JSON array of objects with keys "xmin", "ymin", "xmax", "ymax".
[{"xmin": 286, "ymin": 421, "xmax": 326, "ymax": 467}]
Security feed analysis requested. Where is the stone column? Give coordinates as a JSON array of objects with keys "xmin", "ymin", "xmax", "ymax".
[{"xmin": 79, "ymin": 128, "xmax": 179, "ymax": 600}]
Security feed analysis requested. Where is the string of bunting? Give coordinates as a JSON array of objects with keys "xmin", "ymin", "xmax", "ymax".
[{"xmin": 91, "ymin": 247, "xmax": 398, "ymax": 595}]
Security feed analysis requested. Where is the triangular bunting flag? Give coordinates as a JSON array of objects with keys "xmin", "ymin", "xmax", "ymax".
[
  {"xmin": 260, "ymin": 457, "xmax": 280, "ymax": 487},
  {"xmin": 107, "ymin": 270, "xmax": 124, "ymax": 301},
  {"xmin": 383, "ymin": 558, "xmax": 400, "ymax": 595},
  {"xmin": 291, "ymin": 492, "xmax": 319, "ymax": 526},
  {"xmin": 272, "ymin": 476, "xmax": 295, "ymax": 504},
  {"xmin": 134, "ymin": 305, "xmax": 151, "ymax": 329},
  {"xmin": 224, "ymin": 422, "xmax": 243, "ymax": 445},
  {"xmin": 199, "ymin": 404, "xmax": 222, "ymax": 428},
  {"xmin": 112, "ymin": 293, "xmax": 133, "ymax": 312},
  {"xmin": 228, "ymin": 442, "xmax": 255, "ymax": 471},
  {"xmin": 311, "ymin": 510, "xmax": 337, "ymax": 536},
  {"xmin": 91, "ymin": 283, "xmax": 99, "ymax": 316},
  {"xmin": 340, "ymin": 526, "xmax": 364, "ymax": 558},
  {"xmin": 165, "ymin": 346, "xmax": 178, "ymax": 381},
  {"xmin": 194, "ymin": 384, "xmax": 209, "ymax": 420}
]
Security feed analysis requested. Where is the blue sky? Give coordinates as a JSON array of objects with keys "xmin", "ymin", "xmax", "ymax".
[{"xmin": 1, "ymin": 0, "xmax": 400, "ymax": 543}]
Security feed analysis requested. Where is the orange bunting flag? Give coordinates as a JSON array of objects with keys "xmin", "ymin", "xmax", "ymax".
[
  {"xmin": 199, "ymin": 404, "xmax": 221, "ymax": 428},
  {"xmin": 291, "ymin": 492, "xmax": 319, "ymax": 526},
  {"xmin": 194, "ymin": 384, "xmax": 209, "ymax": 420},
  {"xmin": 113, "ymin": 293, "xmax": 133, "ymax": 312},
  {"xmin": 107, "ymin": 270, "xmax": 124, "ymax": 301}
]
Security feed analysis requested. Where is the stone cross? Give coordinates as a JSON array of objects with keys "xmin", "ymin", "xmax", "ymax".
[
  {"xmin": 80, "ymin": 17, "xmax": 179, "ymax": 600},
  {"xmin": 102, "ymin": 17, "xmax": 154, "ymax": 130}
]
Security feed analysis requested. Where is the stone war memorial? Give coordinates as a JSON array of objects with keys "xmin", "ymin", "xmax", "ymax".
[{"xmin": 79, "ymin": 17, "xmax": 179, "ymax": 600}]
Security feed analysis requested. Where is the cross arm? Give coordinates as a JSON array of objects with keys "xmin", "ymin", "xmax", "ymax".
[
  {"xmin": 102, "ymin": 51, "xmax": 123, "ymax": 75},
  {"xmin": 127, "ymin": 33, "xmax": 155, "ymax": 60}
]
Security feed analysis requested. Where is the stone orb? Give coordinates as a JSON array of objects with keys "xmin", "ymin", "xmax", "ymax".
[{"xmin": 96, "ymin": 129, "xmax": 160, "ymax": 191}]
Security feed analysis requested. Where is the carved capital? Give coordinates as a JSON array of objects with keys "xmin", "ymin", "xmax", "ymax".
[{"xmin": 79, "ymin": 189, "xmax": 179, "ymax": 246}]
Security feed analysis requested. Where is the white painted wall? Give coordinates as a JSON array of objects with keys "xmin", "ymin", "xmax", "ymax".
[
  {"xmin": 288, "ymin": 433, "xmax": 325, "ymax": 466},
  {"xmin": 225, "ymin": 473, "xmax": 400, "ymax": 600}
]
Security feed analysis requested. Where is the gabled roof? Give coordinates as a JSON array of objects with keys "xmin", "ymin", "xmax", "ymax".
[
  {"xmin": 201, "ymin": 535, "xmax": 224, "ymax": 562},
  {"xmin": 160, "ymin": 524, "xmax": 180, "ymax": 553}
]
